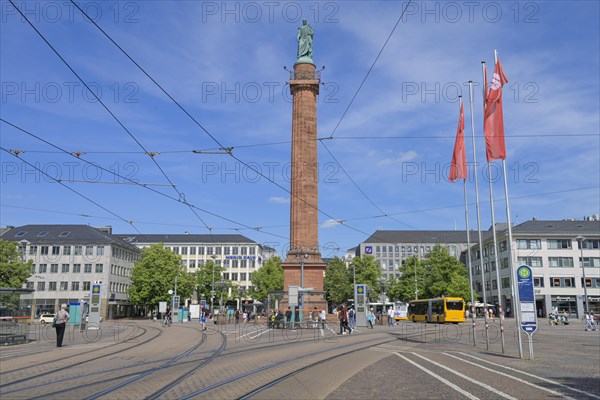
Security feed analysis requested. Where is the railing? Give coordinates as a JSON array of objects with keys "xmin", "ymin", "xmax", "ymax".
[{"xmin": 289, "ymin": 70, "xmax": 321, "ymax": 81}]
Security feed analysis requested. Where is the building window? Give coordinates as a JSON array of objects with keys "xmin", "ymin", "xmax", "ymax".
[
  {"xmin": 548, "ymin": 257, "xmax": 574, "ymax": 268},
  {"xmin": 501, "ymin": 277, "xmax": 510, "ymax": 289},
  {"xmin": 86, "ymin": 246, "xmax": 94, "ymax": 256},
  {"xmin": 97, "ymin": 246, "xmax": 104, "ymax": 256},
  {"xmin": 83, "ymin": 281, "xmax": 91, "ymax": 291},
  {"xmin": 534, "ymin": 277, "xmax": 544, "ymax": 287},
  {"xmin": 60, "ymin": 282, "xmax": 68, "ymax": 291},
  {"xmin": 63, "ymin": 246, "xmax": 71, "ymax": 255},
  {"xmin": 84, "ymin": 264, "xmax": 92, "ymax": 273},
  {"xmin": 250, "ymin": 247, "xmax": 256, "ymax": 255},
  {"xmin": 181, "ymin": 247, "xmax": 188, "ymax": 255},
  {"xmin": 31, "ymin": 264, "xmax": 36, "ymax": 273},
  {"xmin": 547, "ymin": 239, "xmax": 572, "ymax": 249},
  {"xmin": 223, "ymin": 273, "xmax": 229, "ymax": 280},
  {"xmin": 241, "ymin": 260, "xmax": 247, "ymax": 268},
  {"xmin": 232, "ymin": 260, "xmax": 238, "ymax": 268},
  {"xmin": 52, "ymin": 246, "xmax": 60, "ymax": 255},
  {"xmin": 231, "ymin": 273, "xmax": 238, "ymax": 281},
  {"xmin": 582, "ymin": 278, "xmax": 600, "ymax": 288},
  {"xmin": 190, "ymin": 246, "xmax": 197, "ymax": 255},
  {"xmin": 172, "ymin": 246, "xmax": 179, "ymax": 254},
  {"xmin": 206, "ymin": 247, "xmax": 213, "ymax": 255},
  {"xmin": 189, "ymin": 260, "xmax": 196, "ymax": 268},
  {"xmin": 199, "ymin": 247, "xmax": 205, "ymax": 255},
  {"xmin": 517, "ymin": 256, "xmax": 543, "ymax": 267},
  {"xmin": 501, "ymin": 258, "xmax": 509, "ymax": 269},
  {"xmin": 579, "ymin": 239, "xmax": 600, "ymax": 249},
  {"xmin": 223, "ymin": 259, "xmax": 230, "ymax": 268},
  {"xmin": 29, "ymin": 246, "xmax": 37, "ymax": 255},
  {"xmin": 61, "ymin": 264, "xmax": 69, "ymax": 273},
  {"xmin": 215, "ymin": 247, "xmax": 222, "ymax": 255},
  {"xmin": 75, "ymin": 246, "xmax": 82, "ymax": 255},
  {"xmin": 50, "ymin": 264, "xmax": 58, "ymax": 273},
  {"xmin": 580, "ymin": 257, "xmax": 600, "ymax": 268},
  {"xmin": 95, "ymin": 264, "xmax": 103, "ymax": 273},
  {"xmin": 39, "ymin": 264, "xmax": 47, "ymax": 273},
  {"xmin": 517, "ymin": 239, "xmax": 541, "ymax": 250},
  {"xmin": 499, "ymin": 241, "xmax": 507, "ymax": 252},
  {"xmin": 49, "ymin": 282, "xmax": 57, "ymax": 291},
  {"xmin": 37, "ymin": 282, "xmax": 45, "ymax": 291},
  {"xmin": 241, "ymin": 273, "xmax": 247, "ymax": 281},
  {"xmin": 41, "ymin": 246, "xmax": 49, "ymax": 255},
  {"xmin": 550, "ymin": 277, "xmax": 575, "ymax": 288},
  {"xmin": 491, "ymin": 261, "xmax": 496, "ymax": 271},
  {"xmin": 71, "ymin": 282, "xmax": 79, "ymax": 291},
  {"xmin": 73, "ymin": 264, "xmax": 81, "ymax": 273}
]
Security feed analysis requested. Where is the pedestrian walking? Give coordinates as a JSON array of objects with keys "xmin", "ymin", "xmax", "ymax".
[
  {"xmin": 54, "ymin": 303, "xmax": 70, "ymax": 347},
  {"xmin": 339, "ymin": 305, "xmax": 352, "ymax": 335},
  {"xmin": 367, "ymin": 307, "xmax": 375, "ymax": 329},
  {"xmin": 348, "ymin": 306, "xmax": 356, "ymax": 329}
]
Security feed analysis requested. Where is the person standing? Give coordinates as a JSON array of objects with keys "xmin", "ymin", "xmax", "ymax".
[
  {"xmin": 54, "ymin": 304, "xmax": 70, "ymax": 347},
  {"xmin": 387, "ymin": 306, "xmax": 394, "ymax": 327},
  {"xmin": 321, "ymin": 307, "xmax": 327, "ymax": 329}
]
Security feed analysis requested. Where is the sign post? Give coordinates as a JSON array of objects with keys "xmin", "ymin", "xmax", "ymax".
[
  {"xmin": 355, "ymin": 284, "xmax": 367, "ymax": 327},
  {"xmin": 517, "ymin": 265, "xmax": 538, "ymax": 359}
]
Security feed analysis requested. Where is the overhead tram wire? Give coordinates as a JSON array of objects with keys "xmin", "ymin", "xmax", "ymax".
[
  {"xmin": 67, "ymin": 0, "xmax": 380, "ymax": 242},
  {"xmin": 7, "ymin": 0, "xmax": 212, "ymax": 234},
  {"xmin": 0, "ymin": 147, "xmax": 143, "ymax": 235},
  {"xmin": 328, "ymin": 0, "xmax": 414, "ymax": 139},
  {"xmin": 11, "ymin": 132, "xmax": 598, "ymax": 155},
  {"xmin": 0, "ymin": 119, "xmax": 289, "ymax": 242},
  {"xmin": 319, "ymin": 138, "xmax": 417, "ymax": 230}
]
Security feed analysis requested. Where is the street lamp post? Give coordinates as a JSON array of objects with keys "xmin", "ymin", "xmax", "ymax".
[
  {"xmin": 210, "ymin": 254, "xmax": 217, "ymax": 314},
  {"xmin": 576, "ymin": 236, "xmax": 591, "ymax": 320}
]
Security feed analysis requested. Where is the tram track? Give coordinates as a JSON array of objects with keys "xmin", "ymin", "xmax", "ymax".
[{"xmin": 0, "ymin": 325, "xmax": 162, "ymax": 390}]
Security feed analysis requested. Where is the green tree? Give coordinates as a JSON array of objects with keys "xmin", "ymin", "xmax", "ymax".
[
  {"xmin": 129, "ymin": 243, "xmax": 191, "ymax": 308},
  {"xmin": 350, "ymin": 255, "xmax": 383, "ymax": 301},
  {"xmin": 0, "ymin": 239, "xmax": 31, "ymax": 287},
  {"xmin": 397, "ymin": 256, "xmax": 427, "ymax": 301},
  {"xmin": 324, "ymin": 257, "xmax": 352, "ymax": 305},
  {"xmin": 0, "ymin": 239, "xmax": 32, "ymax": 313},
  {"xmin": 194, "ymin": 259, "xmax": 226, "ymax": 303},
  {"xmin": 250, "ymin": 256, "xmax": 283, "ymax": 302},
  {"xmin": 422, "ymin": 245, "xmax": 471, "ymax": 300},
  {"xmin": 385, "ymin": 275, "xmax": 403, "ymax": 302}
]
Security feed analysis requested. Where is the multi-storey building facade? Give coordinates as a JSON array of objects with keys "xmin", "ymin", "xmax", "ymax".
[
  {"xmin": 116, "ymin": 234, "xmax": 276, "ymax": 295},
  {"xmin": 1, "ymin": 225, "xmax": 140, "ymax": 319},
  {"xmin": 356, "ymin": 230, "xmax": 478, "ymax": 280},
  {"xmin": 468, "ymin": 219, "xmax": 600, "ymax": 318}
]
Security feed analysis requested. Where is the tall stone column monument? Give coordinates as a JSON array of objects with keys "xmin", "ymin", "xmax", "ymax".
[{"xmin": 282, "ymin": 20, "xmax": 326, "ymax": 295}]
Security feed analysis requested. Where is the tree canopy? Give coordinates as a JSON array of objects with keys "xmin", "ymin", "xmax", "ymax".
[
  {"xmin": 421, "ymin": 245, "xmax": 471, "ymax": 300},
  {"xmin": 250, "ymin": 256, "xmax": 283, "ymax": 301},
  {"xmin": 0, "ymin": 239, "xmax": 31, "ymax": 288},
  {"xmin": 129, "ymin": 243, "xmax": 194, "ymax": 307},
  {"xmin": 323, "ymin": 257, "xmax": 352, "ymax": 305}
]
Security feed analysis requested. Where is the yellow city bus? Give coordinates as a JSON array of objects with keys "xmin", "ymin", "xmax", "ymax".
[{"xmin": 408, "ymin": 297, "xmax": 465, "ymax": 324}]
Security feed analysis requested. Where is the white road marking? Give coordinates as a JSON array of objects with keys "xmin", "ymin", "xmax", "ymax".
[
  {"xmin": 394, "ymin": 352, "xmax": 480, "ymax": 400},
  {"xmin": 453, "ymin": 352, "xmax": 599, "ymax": 400},
  {"xmin": 411, "ymin": 352, "xmax": 518, "ymax": 400}
]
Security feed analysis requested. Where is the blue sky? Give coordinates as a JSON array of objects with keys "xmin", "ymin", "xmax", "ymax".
[{"xmin": 1, "ymin": 0, "xmax": 599, "ymax": 258}]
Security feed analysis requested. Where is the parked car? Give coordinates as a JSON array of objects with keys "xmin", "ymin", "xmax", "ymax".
[{"xmin": 39, "ymin": 313, "xmax": 55, "ymax": 324}]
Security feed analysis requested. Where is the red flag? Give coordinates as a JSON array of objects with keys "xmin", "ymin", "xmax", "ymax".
[
  {"xmin": 449, "ymin": 101, "xmax": 466, "ymax": 181},
  {"xmin": 483, "ymin": 59, "xmax": 508, "ymax": 162}
]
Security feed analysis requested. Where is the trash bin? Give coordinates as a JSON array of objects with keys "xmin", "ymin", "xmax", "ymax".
[{"xmin": 216, "ymin": 314, "xmax": 227, "ymax": 325}]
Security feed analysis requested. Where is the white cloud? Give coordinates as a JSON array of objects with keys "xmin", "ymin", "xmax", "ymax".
[
  {"xmin": 269, "ymin": 196, "xmax": 289, "ymax": 204},
  {"xmin": 321, "ymin": 219, "xmax": 342, "ymax": 229}
]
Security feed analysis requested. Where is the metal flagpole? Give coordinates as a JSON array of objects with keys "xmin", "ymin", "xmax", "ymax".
[
  {"xmin": 493, "ymin": 50, "xmax": 524, "ymax": 359},
  {"xmin": 482, "ymin": 61, "xmax": 506, "ymax": 353},
  {"xmin": 459, "ymin": 96, "xmax": 477, "ymax": 345},
  {"xmin": 468, "ymin": 81, "xmax": 490, "ymax": 349}
]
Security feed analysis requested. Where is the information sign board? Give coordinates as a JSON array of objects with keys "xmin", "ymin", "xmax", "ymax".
[{"xmin": 517, "ymin": 265, "xmax": 538, "ymax": 334}]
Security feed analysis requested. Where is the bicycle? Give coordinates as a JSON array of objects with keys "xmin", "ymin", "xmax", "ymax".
[{"xmin": 162, "ymin": 315, "xmax": 172, "ymax": 327}]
